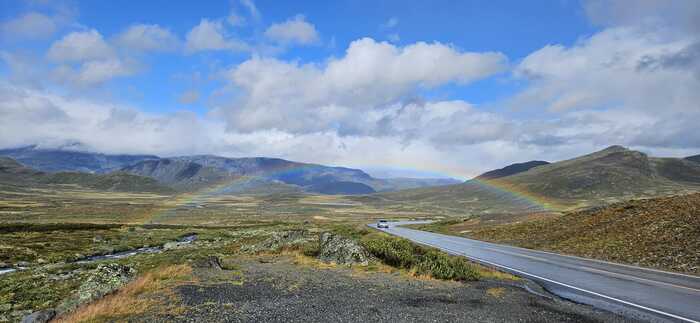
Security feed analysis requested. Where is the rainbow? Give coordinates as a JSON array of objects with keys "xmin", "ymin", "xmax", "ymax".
[{"xmin": 141, "ymin": 163, "xmax": 566, "ymax": 224}]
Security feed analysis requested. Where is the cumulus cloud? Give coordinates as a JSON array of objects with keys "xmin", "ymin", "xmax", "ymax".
[
  {"xmin": 0, "ymin": 12, "xmax": 57, "ymax": 40},
  {"xmin": 47, "ymin": 30, "xmax": 115, "ymax": 62},
  {"xmin": 508, "ymin": 0, "xmax": 700, "ymax": 150},
  {"xmin": 218, "ymin": 38, "xmax": 507, "ymax": 134},
  {"xmin": 583, "ymin": 0, "xmax": 700, "ymax": 34},
  {"xmin": 185, "ymin": 19, "xmax": 249, "ymax": 53},
  {"xmin": 51, "ymin": 59, "xmax": 138, "ymax": 86},
  {"xmin": 115, "ymin": 24, "xmax": 180, "ymax": 52},
  {"xmin": 264, "ymin": 15, "xmax": 319, "ymax": 45}
]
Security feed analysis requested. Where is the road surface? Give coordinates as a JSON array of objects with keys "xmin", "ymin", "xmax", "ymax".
[{"xmin": 374, "ymin": 221, "xmax": 700, "ymax": 323}]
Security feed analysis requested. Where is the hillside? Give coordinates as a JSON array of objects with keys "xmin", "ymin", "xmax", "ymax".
[
  {"xmin": 0, "ymin": 157, "xmax": 172, "ymax": 193},
  {"xmin": 501, "ymin": 146, "xmax": 700, "ymax": 200},
  {"xmin": 377, "ymin": 146, "xmax": 700, "ymax": 215},
  {"xmin": 475, "ymin": 161, "xmax": 549, "ymax": 180},
  {"xmin": 686, "ymin": 155, "xmax": 700, "ymax": 164},
  {"xmin": 0, "ymin": 146, "xmax": 157, "ymax": 173},
  {"xmin": 120, "ymin": 159, "xmax": 234, "ymax": 191},
  {"xmin": 466, "ymin": 193, "xmax": 700, "ymax": 274}
]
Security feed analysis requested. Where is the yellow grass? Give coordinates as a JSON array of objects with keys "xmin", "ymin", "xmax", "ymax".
[
  {"xmin": 54, "ymin": 265, "xmax": 193, "ymax": 323},
  {"xmin": 486, "ymin": 287, "xmax": 506, "ymax": 298}
]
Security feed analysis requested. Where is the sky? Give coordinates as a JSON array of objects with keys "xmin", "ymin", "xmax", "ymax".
[{"xmin": 1, "ymin": 0, "xmax": 699, "ymax": 179}]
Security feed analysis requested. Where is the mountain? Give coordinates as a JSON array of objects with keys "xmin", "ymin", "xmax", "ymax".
[
  {"xmin": 500, "ymin": 145, "xmax": 700, "ymax": 200},
  {"xmin": 120, "ymin": 159, "xmax": 234, "ymax": 191},
  {"xmin": 0, "ymin": 157, "xmax": 172, "ymax": 193},
  {"xmin": 475, "ymin": 161, "xmax": 549, "ymax": 180},
  {"xmin": 376, "ymin": 146, "xmax": 700, "ymax": 215},
  {"xmin": 686, "ymin": 155, "xmax": 700, "ymax": 164},
  {"xmin": 0, "ymin": 146, "xmax": 157, "ymax": 173},
  {"xmin": 0, "ymin": 146, "xmax": 459, "ymax": 195}
]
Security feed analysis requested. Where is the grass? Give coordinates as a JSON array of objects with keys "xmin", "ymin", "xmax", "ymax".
[{"xmin": 54, "ymin": 264, "xmax": 193, "ymax": 323}]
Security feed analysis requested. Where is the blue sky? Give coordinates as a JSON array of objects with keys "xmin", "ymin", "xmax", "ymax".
[{"xmin": 1, "ymin": 0, "xmax": 699, "ymax": 179}]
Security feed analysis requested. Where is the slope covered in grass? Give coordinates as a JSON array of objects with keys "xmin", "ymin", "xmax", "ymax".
[{"xmin": 468, "ymin": 193, "xmax": 700, "ymax": 274}]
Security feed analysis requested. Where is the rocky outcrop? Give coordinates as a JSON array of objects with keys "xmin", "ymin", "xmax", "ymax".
[
  {"xmin": 20, "ymin": 309, "xmax": 55, "ymax": 323},
  {"xmin": 57, "ymin": 263, "xmax": 136, "ymax": 313},
  {"xmin": 242, "ymin": 230, "xmax": 312, "ymax": 253},
  {"xmin": 317, "ymin": 232, "xmax": 369, "ymax": 266}
]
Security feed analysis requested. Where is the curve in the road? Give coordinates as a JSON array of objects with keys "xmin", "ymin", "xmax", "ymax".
[{"xmin": 374, "ymin": 222, "xmax": 700, "ymax": 323}]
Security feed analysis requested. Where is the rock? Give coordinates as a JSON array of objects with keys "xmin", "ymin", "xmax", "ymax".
[
  {"xmin": 194, "ymin": 256, "xmax": 222, "ymax": 270},
  {"xmin": 317, "ymin": 232, "xmax": 369, "ymax": 266},
  {"xmin": 163, "ymin": 241, "xmax": 190, "ymax": 250},
  {"xmin": 15, "ymin": 261, "xmax": 31, "ymax": 268},
  {"xmin": 58, "ymin": 263, "xmax": 136, "ymax": 313},
  {"xmin": 93, "ymin": 235, "xmax": 105, "ymax": 242},
  {"xmin": 21, "ymin": 309, "xmax": 55, "ymax": 323},
  {"xmin": 243, "ymin": 230, "xmax": 311, "ymax": 253}
]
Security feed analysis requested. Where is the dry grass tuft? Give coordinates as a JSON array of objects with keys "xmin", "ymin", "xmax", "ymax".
[
  {"xmin": 486, "ymin": 287, "xmax": 506, "ymax": 298},
  {"xmin": 54, "ymin": 264, "xmax": 193, "ymax": 323}
]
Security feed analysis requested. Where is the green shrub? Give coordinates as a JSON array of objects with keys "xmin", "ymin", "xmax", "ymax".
[
  {"xmin": 360, "ymin": 233, "xmax": 480, "ymax": 281},
  {"xmin": 415, "ymin": 249, "xmax": 480, "ymax": 281},
  {"xmin": 361, "ymin": 234, "xmax": 416, "ymax": 268},
  {"xmin": 301, "ymin": 242, "xmax": 321, "ymax": 257}
]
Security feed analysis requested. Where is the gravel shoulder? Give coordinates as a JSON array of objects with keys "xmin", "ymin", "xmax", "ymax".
[{"xmin": 141, "ymin": 254, "xmax": 633, "ymax": 322}]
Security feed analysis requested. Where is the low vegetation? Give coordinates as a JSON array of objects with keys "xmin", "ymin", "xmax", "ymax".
[
  {"xmin": 54, "ymin": 264, "xmax": 193, "ymax": 323},
  {"xmin": 426, "ymin": 193, "xmax": 700, "ymax": 275},
  {"xmin": 359, "ymin": 232, "xmax": 480, "ymax": 281}
]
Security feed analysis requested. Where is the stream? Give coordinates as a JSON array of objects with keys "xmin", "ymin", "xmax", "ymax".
[{"xmin": 0, "ymin": 234, "xmax": 198, "ymax": 276}]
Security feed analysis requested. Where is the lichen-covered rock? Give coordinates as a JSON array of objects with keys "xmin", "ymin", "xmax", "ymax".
[
  {"xmin": 57, "ymin": 263, "xmax": 136, "ymax": 313},
  {"xmin": 317, "ymin": 232, "xmax": 369, "ymax": 266},
  {"xmin": 242, "ymin": 230, "xmax": 311, "ymax": 253},
  {"xmin": 21, "ymin": 309, "xmax": 55, "ymax": 323},
  {"xmin": 193, "ymin": 256, "xmax": 222, "ymax": 270}
]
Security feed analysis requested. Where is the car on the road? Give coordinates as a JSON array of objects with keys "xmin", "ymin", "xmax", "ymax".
[{"xmin": 377, "ymin": 219, "xmax": 389, "ymax": 228}]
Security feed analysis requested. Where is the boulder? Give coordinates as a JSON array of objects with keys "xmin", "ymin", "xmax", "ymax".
[
  {"xmin": 58, "ymin": 263, "xmax": 136, "ymax": 313},
  {"xmin": 194, "ymin": 256, "xmax": 222, "ymax": 270},
  {"xmin": 21, "ymin": 309, "xmax": 55, "ymax": 323},
  {"xmin": 317, "ymin": 232, "xmax": 369, "ymax": 266}
]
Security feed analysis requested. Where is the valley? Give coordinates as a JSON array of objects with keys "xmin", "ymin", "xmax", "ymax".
[{"xmin": 1, "ymin": 145, "xmax": 699, "ymax": 322}]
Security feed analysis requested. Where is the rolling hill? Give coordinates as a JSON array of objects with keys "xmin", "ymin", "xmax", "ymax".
[
  {"xmin": 376, "ymin": 146, "xmax": 700, "ymax": 215},
  {"xmin": 686, "ymin": 155, "xmax": 700, "ymax": 164},
  {"xmin": 0, "ymin": 157, "xmax": 173, "ymax": 193}
]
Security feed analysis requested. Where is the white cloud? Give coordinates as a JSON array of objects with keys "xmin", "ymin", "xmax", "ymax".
[
  {"xmin": 47, "ymin": 29, "xmax": 114, "ymax": 62},
  {"xmin": 185, "ymin": 19, "xmax": 249, "ymax": 53},
  {"xmin": 264, "ymin": 15, "xmax": 319, "ymax": 45},
  {"xmin": 219, "ymin": 38, "xmax": 507, "ymax": 133},
  {"xmin": 115, "ymin": 24, "xmax": 180, "ymax": 52},
  {"xmin": 52, "ymin": 59, "xmax": 138, "ymax": 86},
  {"xmin": 240, "ymin": 0, "xmax": 261, "ymax": 21},
  {"xmin": 0, "ymin": 12, "xmax": 57, "ymax": 40}
]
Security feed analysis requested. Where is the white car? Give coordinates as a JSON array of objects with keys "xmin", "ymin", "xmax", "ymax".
[{"xmin": 377, "ymin": 220, "xmax": 389, "ymax": 228}]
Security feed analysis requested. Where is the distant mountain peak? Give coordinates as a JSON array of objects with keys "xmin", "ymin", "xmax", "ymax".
[
  {"xmin": 599, "ymin": 145, "xmax": 629, "ymax": 154},
  {"xmin": 475, "ymin": 160, "xmax": 550, "ymax": 180}
]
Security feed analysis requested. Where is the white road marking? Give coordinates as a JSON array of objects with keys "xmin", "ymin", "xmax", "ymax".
[{"xmin": 381, "ymin": 226, "xmax": 700, "ymax": 323}]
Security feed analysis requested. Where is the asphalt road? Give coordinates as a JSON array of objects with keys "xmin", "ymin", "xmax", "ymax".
[{"xmin": 375, "ymin": 221, "xmax": 700, "ymax": 323}]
